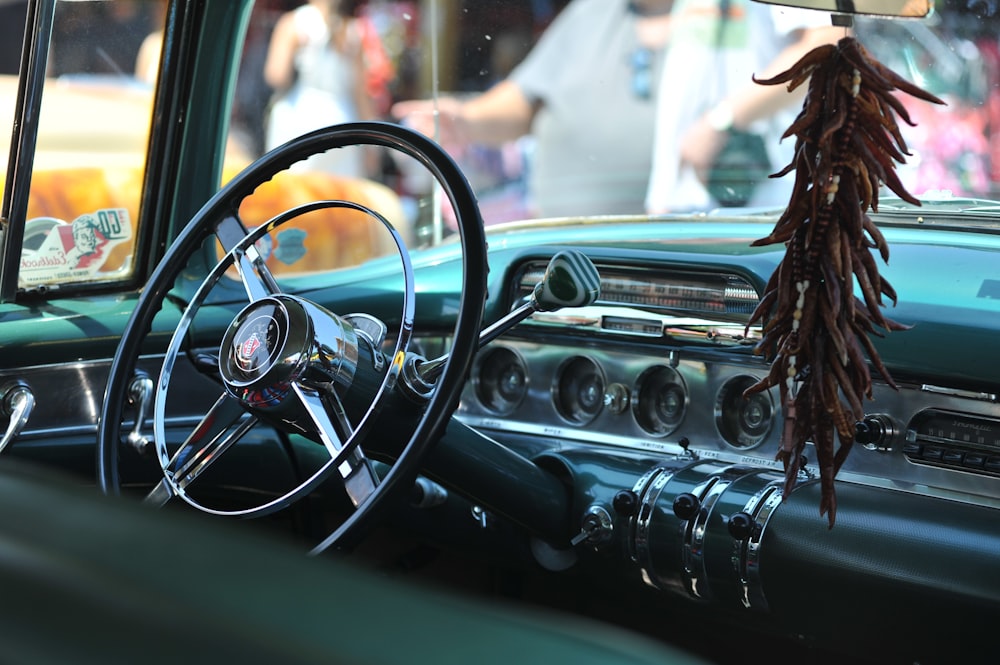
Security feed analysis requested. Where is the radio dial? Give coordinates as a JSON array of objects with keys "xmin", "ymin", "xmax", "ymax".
[{"xmin": 855, "ymin": 414, "xmax": 893, "ymax": 450}]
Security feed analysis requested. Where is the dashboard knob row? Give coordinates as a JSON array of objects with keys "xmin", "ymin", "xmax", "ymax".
[{"xmin": 619, "ymin": 459, "xmax": 784, "ymax": 609}]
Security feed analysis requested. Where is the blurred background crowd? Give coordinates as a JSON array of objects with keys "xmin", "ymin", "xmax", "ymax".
[{"xmin": 1, "ymin": 0, "xmax": 998, "ymax": 231}]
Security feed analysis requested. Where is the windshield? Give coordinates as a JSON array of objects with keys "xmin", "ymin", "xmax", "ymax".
[
  {"xmin": 221, "ymin": 0, "xmax": 1000, "ymax": 248},
  {"xmin": 4, "ymin": 0, "xmax": 999, "ymax": 292}
]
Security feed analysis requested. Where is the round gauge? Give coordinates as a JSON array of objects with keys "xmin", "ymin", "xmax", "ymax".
[
  {"xmin": 553, "ymin": 356, "xmax": 605, "ymax": 425},
  {"xmin": 633, "ymin": 365, "xmax": 687, "ymax": 436},
  {"xmin": 715, "ymin": 375, "xmax": 773, "ymax": 449},
  {"xmin": 475, "ymin": 346, "xmax": 528, "ymax": 415}
]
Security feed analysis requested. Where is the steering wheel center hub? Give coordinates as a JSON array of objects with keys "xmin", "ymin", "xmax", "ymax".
[
  {"xmin": 219, "ymin": 296, "xmax": 310, "ymax": 408},
  {"xmin": 233, "ymin": 311, "xmax": 281, "ymax": 374},
  {"xmin": 219, "ymin": 294, "xmax": 366, "ymax": 411}
]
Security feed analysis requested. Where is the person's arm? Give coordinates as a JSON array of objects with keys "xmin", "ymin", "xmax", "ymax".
[
  {"xmin": 391, "ymin": 79, "xmax": 537, "ymax": 149},
  {"xmin": 263, "ymin": 11, "xmax": 300, "ymax": 92},
  {"xmin": 451, "ymin": 80, "xmax": 537, "ymax": 145},
  {"xmin": 721, "ymin": 24, "xmax": 844, "ymax": 130},
  {"xmin": 680, "ymin": 24, "xmax": 844, "ymax": 178},
  {"xmin": 393, "ymin": 0, "xmax": 591, "ymax": 149}
]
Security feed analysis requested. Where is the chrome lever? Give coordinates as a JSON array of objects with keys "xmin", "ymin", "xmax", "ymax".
[
  {"xmin": 0, "ymin": 382, "xmax": 35, "ymax": 454},
  {"xmin": 127, "ymin": 374, "xmax": 154, "ymax": 455},
  {"xmin": 417, "ymin": 250, "xmax": 601, "ymax": 383}
]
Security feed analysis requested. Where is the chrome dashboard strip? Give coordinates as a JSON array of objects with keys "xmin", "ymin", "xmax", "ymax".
[
  {"xmin": 0, "ymin": 354, "xmax": 221, "ymax": 441},
  {"xmin": 920, "ymin": 384, "xmax": 998, "ymax": 402},
  {"xmin": 682, "ymin": 475, "xmax": 721, "ymax": 599},
  {"xmin": 733, "ymin": 480, "xmax": 782, "ymax": 611},
  {"xmin": 525, "ymin": 305, "xmax": 760, "ymax": 346},
  {"xmin": 743, "ymin": 486, "xmax": 783, "ymax": 612},
  {"xmin": 634, "ymin": 466, "xmax": 675, "ymax": 589}
]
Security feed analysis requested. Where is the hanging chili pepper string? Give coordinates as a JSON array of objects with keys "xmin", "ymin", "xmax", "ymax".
[{"xmin": 743, "ymin": 36, "xmax": 944, "ymax": 526}]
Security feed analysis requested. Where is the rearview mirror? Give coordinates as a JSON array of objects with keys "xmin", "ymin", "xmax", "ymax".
[{"xmin": 755, "ymin": 0, "xmax": 932, "ymax": 18}]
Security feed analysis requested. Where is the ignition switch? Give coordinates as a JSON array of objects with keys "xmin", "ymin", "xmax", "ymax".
[{"xmin": 570, "ymin": 505, "xmax": 614, "ymax": 546}]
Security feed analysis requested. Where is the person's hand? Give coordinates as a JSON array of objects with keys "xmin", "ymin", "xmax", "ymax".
[
  {"xmin": 679, "ymin": 114, "xmax": 729, "ymax": 185},
  {"xmin": 390, "ymin": 97, "xmax": 468, "ymax": 154}
]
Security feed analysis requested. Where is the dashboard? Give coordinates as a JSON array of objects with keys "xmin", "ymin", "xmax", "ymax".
[
  {"xmin": 456, "ymin": 260, "xmax": 1000, "ymax": 506},
  {"xmin": 460, "ymin": 335, "xmax": 1000, "ymax": 501},
  {"xmin": 437, "ymin": 253, "xmax": 1000, "ymax": 661}
]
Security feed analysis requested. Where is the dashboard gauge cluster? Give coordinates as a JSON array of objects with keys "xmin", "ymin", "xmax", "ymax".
[
  {"xmin": 463, "ymin": 339, "xmax": 778, "ymax": 460},
  {"xmin": 474, "ymin": 346, "xmax": 529, "ymax": 415},
  {"xmin": 553, "ymin": 356, "xmax": 606, "ymax": 425},
  {"xmin": 714, "ymin": 376, "xmax": 773, "ymax": 449},
  {"xmin": 457, "ymin": 334, "xmax": 1000, "ymax": 501}
]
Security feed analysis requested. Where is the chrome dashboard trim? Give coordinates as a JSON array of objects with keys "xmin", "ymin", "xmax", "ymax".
[
  {"xmin": 684, "ymin": 474, "xmax": 726, "ymax": 599},
  {"xmin": 920, "ymin": 384, "xmax": 998, "ymax": 403},
  {"xmin": 737, "ymin": 480, "xmax": 782, "ymax": 611},
  {"xmin": 744, "ymin": 485, "xmax": 783, "ymax": 611},
  {"xmin": 526, "ymin": 305, "xmax": 760, "ymax": 346},
  {"xmin": 0, "ymin": 354, "xmax": 223, "ymax": 443},
  {"xmin": 634, "ymin": 466, "xmax": 675, "ymax": 589}
]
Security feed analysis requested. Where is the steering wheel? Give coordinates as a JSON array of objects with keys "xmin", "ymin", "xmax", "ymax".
[{"xmin": 98, "ymin": 122, "xmax": 488, "ymax": 552}]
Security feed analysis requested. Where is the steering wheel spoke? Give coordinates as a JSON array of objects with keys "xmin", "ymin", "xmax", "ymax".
[
  {"xmin": 165, "ymin": 393, "xmax": 258, "ymax": 492},
  {"xmin": 142, "ymin": 477, "xmax": 175, "ymax": 508},
  {"xmin": 292, "ymin": 382, "xmax": 379, "ymax": 507},
  {"xmin": 216, "ymin": 214, "xmax": 280, "ymax": 301},
  {"xmin": 292, "ymin": 382, "xmax": 354, "ymax": 454}
]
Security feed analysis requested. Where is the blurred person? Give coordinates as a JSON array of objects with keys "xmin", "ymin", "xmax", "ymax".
[
  {"xmin": 393, "ymin": 0, "xmax": 673, "ymax": 218},
  {"xmin": 264, "ymin": 0, "xmax": 377, "ymax": 177},
  {"xmin": 645, "ymin": 0, "xmax": 842, "ymax": 212},
  {"xmin": 393, "ymin": 0, "xmax": 839, "ymax": 219}
]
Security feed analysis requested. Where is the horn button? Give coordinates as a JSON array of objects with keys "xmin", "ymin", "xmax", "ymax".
[{"xmin": 219, "ymin": 295, "xmax": 359, "ymax": 409}]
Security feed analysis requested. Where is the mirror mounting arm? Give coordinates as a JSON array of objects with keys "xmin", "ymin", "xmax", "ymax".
[{"xmin": 831, "ymin": 13, "xmax": 855, "ymax": 27}]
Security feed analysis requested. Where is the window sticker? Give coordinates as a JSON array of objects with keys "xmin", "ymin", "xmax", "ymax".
[
  {"xmin": 274, "ymin": 228, "xmax": 307, "ymax": 265},
  {"xmin": 20, "ymin": 209, "xmax": 133, "ymax": 286}
]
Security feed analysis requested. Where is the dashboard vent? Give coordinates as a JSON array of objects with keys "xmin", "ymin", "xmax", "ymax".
[{"xmin": 515, "ymin": 263, "xmax": 760, "ymax": 322}]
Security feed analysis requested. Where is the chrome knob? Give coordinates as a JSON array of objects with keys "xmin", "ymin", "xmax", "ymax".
[{"xmin": 855, "ymin": 414, "xmax": 894, "ymax": 450}]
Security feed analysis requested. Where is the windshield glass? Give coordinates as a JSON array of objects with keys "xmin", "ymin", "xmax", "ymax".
[
  {"xmin": 225, "ymin": 0, "xmax": 1000, "ymax": 246},
  {"xmin": 4, "ymin": 0, "xmax": 998, "ymax": 293}
]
